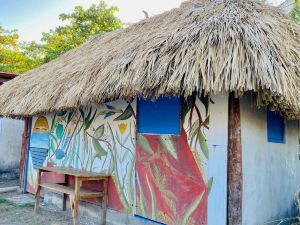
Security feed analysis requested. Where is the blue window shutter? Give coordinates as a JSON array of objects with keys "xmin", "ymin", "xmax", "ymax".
[
  {"xmin": 137, "ymin": 96, "xmax": 180, "ymax": 135},
  {"xmin": 267, "ymin": 110, "xmax": 285, "ymax": 143}
]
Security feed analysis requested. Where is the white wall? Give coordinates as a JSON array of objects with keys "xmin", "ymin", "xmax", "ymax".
[
  {"xmin": 0, "ymin": 118, "xmax": 24, "ymax": 174},
  {"xmin": 206, "ymin": 94, "xmax": 228, "ymax": 225},
  {"xmin": 241, "ymin": 94, "xmax": 300, "ymax": 225}
]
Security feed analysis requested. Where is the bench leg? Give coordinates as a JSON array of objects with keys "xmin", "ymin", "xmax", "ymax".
[
  {"xmin": 34, "ymin": 169, "xmax": 42, "ymax": 213},
  {"xmin": 62, "ymin": 193, "xmax": 67, "ymax": 211},
  {"xmin": 34, "ymin": 185, "xmax": 41, "ymax": 213},
  {"xmin": 101, "ymin": 179, "xmax": 108, "ymax": 225},
  {"xmin": 70, "ymin": 195, "xmax": 79, "ymax": 225}
]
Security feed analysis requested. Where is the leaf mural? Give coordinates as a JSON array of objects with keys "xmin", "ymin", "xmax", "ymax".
[
  {"xmin": 137, "ymin": 135, "xmax": 153, "ymax": 154},
  {"xmin": 56, "ymin": 149, "xmax": 65, "ymax": 160},
  {"xmin": 146, "ymin": 174, "xmax": 157, "ymax": 220},
  {"xmin": 67, "ymin": 112, "xmax": 73, "ymax": 124},
  {"xmin": 85, "ymin": 109, "xmax": 97, "ymax": 131},
  {"xmin": 137, "ymin": 173, "xmax": 147, "ymax": 217},
  {"xmin": 114, "ymin": 104, "xmax": 133, "ymax": 121},
  {"xmin": 92, "ymin": 138, "xmax": 108, "ymax": 157},
  {"xmin": 207, "ymin": 177, "xmax": 214, "ymax": 194},
  {"xmin": 188, "ymin": 120, "xmax": 200, "ymax": 141},
  {"xmin": 199, "ymin": 131, "xmax": 209, "ymax": 159},
  {"xmin": 57, "ymin": 111, "xmax": 67, "ymax": 117},
  {"xmin": 160, "ymin": 136, "xmax": 178, "ymax": 160},
  {"xmin": 200, "ymin": 96, "xmax": 210, "ymax": 117},
  {"xmin": 56, "ymin": 124, "xmax": 64, "ymax": 139},
  {"xmin": 181, "ymin": 191, "xmax": 205, "ymax": 225},
  {"xmin": 94, "ymin": 124, "xmax": 105, "ymax": 139}
]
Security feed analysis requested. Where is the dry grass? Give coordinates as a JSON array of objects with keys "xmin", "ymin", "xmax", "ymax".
[{"xmin": 0, "ymin": 0, "xmax": 299, "ymax": 118}]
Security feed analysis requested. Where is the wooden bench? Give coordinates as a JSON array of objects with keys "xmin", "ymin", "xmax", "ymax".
[{"xmin": 34, "ymin": 167, "xmax": 109, "ymax": 225}]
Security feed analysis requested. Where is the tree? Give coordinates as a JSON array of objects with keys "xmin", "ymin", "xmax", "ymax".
[
  {"xmin": 0, "ymin": 26, "xmax": 42, "ymax": 74},
  {"xmin": 41, "ymin": 0, "xmax": 122, "ymax": 62},
  {"xmin": 290, "ymin": 0, "xmax": 300, "ymax": 24}
]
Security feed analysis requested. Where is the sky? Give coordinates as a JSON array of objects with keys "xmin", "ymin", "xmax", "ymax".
[{"xmin": 0, "ymin": 0, "xmax": 286, "ymax": 42}]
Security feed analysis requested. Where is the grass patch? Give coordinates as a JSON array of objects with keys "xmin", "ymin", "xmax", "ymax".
[{"xmin": 0, "ymin": 197, "xmax": 34, "ymax": 209}]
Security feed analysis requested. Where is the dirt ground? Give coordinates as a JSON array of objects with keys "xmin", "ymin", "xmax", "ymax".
[{"xmin": 0, "ymin": 191, "xmax": 99, "ymax": 225}]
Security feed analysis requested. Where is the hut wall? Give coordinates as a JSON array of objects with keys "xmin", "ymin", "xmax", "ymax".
[
  {"xmin": 240, "ymin": 94, "xmax": 300, "ymax": 225},
  {"xmin": 135, "ymin": 94, "xmax": 228, "ymax": 225},
  {"xmin": 25, "ymin": 96, "xmax": 229, "ymax": 225},
  {"xmin": 0, "ymin": 118, "xmax": 23, "ymax": 179},
  {"xmin": 26, "ymin": 99, "xmax": 136, "ymax": 213}
]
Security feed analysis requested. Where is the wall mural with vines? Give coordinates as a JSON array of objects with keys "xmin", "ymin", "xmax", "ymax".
[
  {"xmin": 27, "ymin": 99, "xmax": 136, "ymax": 213},
  {"xmin": 136, "ymin": 95, "xmax": 212, "ymax": 225},
  {"xmin": 26, "ymin": 96, "xmax": 213, "ymax": 224}
]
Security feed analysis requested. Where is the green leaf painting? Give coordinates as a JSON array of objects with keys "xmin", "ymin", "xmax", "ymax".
[
  {"xmin": 199, "ymin": 131, "xmax": 209, "ymax": 159},
  {"xmin": 207, "ymin": 177, "xmax": 214, "ymax": 194},
  {"xmin": 92, "ymin": 138, "xmax": 108, "ymax": 157},
  {"xmin": 137, "ymin": 135, "xmax": 153, "ymax": 154},
  {"xmin": 94, "ymin": 125, "xmax": 105, "ymax": 139},
  {"xmin": 160, "ymin": 136, "xmax": 178, "ymax": 160},
  {"xmin": 56, "ymin": 124, "xmax": 64, "ymax": 139},
  {"xmin": 114, "ymin": 104, "xmax": 134, "ymax": 121},
  {"xmin": 181, "ymin": 191, "xmax": 205, "ymax": 225}
]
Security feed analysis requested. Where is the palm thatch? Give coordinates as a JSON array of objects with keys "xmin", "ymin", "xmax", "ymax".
[{"xmin": 0, "ymin": 0, "xmax": 299, "ymax": 118}]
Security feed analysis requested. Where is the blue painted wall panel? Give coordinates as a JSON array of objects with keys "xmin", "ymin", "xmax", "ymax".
[
  {"xmin": 137, "ymin": 96, "xmax": 180, "ymax": 135},
  {"xmin": 267, "ymin": 110, "xmax": 285, "ymax": 143}
]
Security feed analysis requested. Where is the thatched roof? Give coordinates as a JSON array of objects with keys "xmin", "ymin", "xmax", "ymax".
[{"xmin": 0, "ymin": 0, "xmax": 299, "ymax": 119}]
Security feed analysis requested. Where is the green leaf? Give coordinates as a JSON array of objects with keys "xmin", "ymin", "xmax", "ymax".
[
  {"xmin": 200, "ymin": 95, "xmax": 210, "ymax": 117},
  {"xmin": 67, "ymin": 112, "xmax": 74, "ymax": 124},
  {"xmin": 56, "ymin": 124, "xmax": 64, "ymax": 139},
  {"xmin": 203, "ymin": 116, "xmax": 210, "ymax": 126},
  {"xmin": 137, "ymin": 174, "xmax": 147, "ymax": 217},
  {"xmin": 146, "ymin": 175, "xmax": 157, "ymax": 220},
  {"xmin": 181, "ymin": 190, "xmax": 205, "ymax": 225},
  {"xmin": 183, "ymin": 95, "xmax": 196, "ymax": 119},
  {"xmin": 137, "ymin": 135, "xmax": 153, "ymax": 154},
  {"xmin": 85, "ymin": 109, "xmax": 97, "ymax": 131},
  {"xmin": 207, "ymin": 177, "xmax": 213, "ymax": 194},
  {"xmin": 92, "ymin": 138, "xmax": 108, "ymax": 157},
  {"xmin": 94, "ymin": 124, "xmax": 105, "ymax": 139},
  {"xmin": 199, "ymin": 131, "xmax": 209, "ymax": 159},
  {"xmin": 57, "ymin": 111, "xmax": 67, "ymax": 117},
  {"xmin": 114, "ymin": 104, "xmax": 133, "ymax": 121},
  {"xmin": 160, "ymin": 136, "xmax": 178, "ymax": 160},
  {"xmin": 188, "ymin": 120, "xmax": 200, "ymax": 141}
]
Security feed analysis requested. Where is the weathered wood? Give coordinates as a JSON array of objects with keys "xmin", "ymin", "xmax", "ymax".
[
  {"xmin": 40, "ymin": 183, "xmax": 104, "ymax": 198},
  {"xmin": 227, "ymin": 93, "xmax": 243, "ymax": 225},
  {"xmin": 102, "ymin": 178, "xmax": 109, "ymax": 225},
  {"xmin": 19, "ymin": 119, "xmax": 29, "ymax": 189},
  {"xmin": 40, "ymin": 166, "xmax": 108, "ymax": 178},
  {"xmin": 62, "ymin": 193, "xmax": 67, "ymax": 211},
  {"xmin": 34, "ymin": 169, "xmax": 42, "ymax": 213},
  {"xmin": 35, "ymin": 167, "xmax": 109, "ymax": 225}
]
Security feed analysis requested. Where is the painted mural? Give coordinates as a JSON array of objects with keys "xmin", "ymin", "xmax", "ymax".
[
  {"xmin": 26, "ymin": 96, "xmax": 215, "ymax": 224},
  {"xmin": 136, "ymin": 95, "xmax": 212, "ymax": 225},
  {"xmin": 27, "ymin": 99, "xmax": 136, "ymax": 213}
]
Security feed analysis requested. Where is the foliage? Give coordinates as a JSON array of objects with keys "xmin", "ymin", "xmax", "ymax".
[
  {"xmin": 41, "ymin": 0, "xmax": 122, "ymax": 63},
  {"xmin": 290, "ymin": 0, "xmax": 300, "ymax": 24},
  {"xmin": 0, "ymin": 26, "xmax": 42, "ymax": 73},
  {"xmin": 0, "ymin": 0, "xmax": 122, "ymax": 74}
]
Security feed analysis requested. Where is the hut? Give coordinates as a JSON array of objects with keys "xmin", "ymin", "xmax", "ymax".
[
  {"xmin": 0, "ymin": 0, "xmax": 299, "ymax": 224},
  {"xmin": 0, "ymin": 72, "xmax": 23, "ymax": 181}
]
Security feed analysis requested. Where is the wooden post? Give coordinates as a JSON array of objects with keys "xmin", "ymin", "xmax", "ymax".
[
  {"xmin": 227, "ymin": 93, "xmax": 243, "ymax": 225},
  {"xmin": 71, "ymin": 177, "xmax": 80, "ymax": 225},
  {"xmin": 34, "ymin": 169, "xmax": 42, "ymax": 213},
  {"xmin": 19, "ymin": 118, "xmax": 29, "ymax": 189}
]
